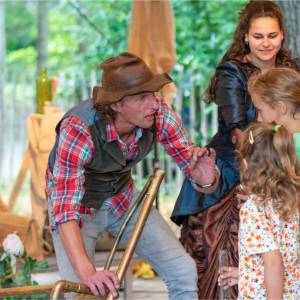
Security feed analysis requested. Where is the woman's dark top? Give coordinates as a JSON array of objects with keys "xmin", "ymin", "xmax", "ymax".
[{"xmin": 171, "ymin": 60, "xmax": 257, "ymax": 225}]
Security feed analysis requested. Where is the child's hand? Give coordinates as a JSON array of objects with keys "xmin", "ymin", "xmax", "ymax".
[{"xmin": 218, "ymin": 266, "xmax": 239, "ymax": 287}]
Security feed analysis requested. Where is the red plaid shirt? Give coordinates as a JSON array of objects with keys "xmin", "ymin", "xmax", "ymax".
[{"xmin": 46, "ymin": 100, "xmax": 194, "ymax": 232}]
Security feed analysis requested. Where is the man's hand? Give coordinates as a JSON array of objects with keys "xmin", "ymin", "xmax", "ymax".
[
  {"xmin": 189, "ymin": 147, "xmax": 218, "ymax": 191},
  {"xmin": 80, "ymin": 268, "xmax": 120, "ymax": 297},
  {"xmin": 218, "ymin": 266, "xmax": 239, "ymax": 287},
  {"xmin": 58, "ymin": 221, "xmax": 120, "ymax": 297}
]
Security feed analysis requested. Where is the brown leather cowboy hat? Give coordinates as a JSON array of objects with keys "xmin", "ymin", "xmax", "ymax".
[{"xmin": 93, "ymin": 52, "xmax": 173, "ymax": 105}]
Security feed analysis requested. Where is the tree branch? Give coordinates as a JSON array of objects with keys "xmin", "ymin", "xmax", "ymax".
[{"xmin": 67, "ymin": 0, "xmax": 110, "ymax": 43}]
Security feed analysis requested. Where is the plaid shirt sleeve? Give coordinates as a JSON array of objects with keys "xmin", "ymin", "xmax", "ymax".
[
  {"xmin": 46, "ymin": 116, "xmax": 95, "ymax": 233},
  {"xmin": 155, "ymin": 101, "xmax": 194, "ymax": 175}
]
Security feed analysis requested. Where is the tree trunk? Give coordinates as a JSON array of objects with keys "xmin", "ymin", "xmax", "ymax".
[
  {"xmin": 0, "ymin": 1, "xmax": 6, "ymax": 174},
  {"xmin": 276, "ymin": 1, "xmax": 300, "ymax": 58},
  {"xmin": 0, "ymin": 1, "xmax": 5, "ymax": 121},
  {"xmin": 37, "ymin": 0, "xmax": 48, "ymax": 74}
]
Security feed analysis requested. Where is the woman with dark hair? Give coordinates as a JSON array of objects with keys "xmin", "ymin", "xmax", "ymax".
[{"xmin": 172, "ymin": 1, "xmax": 300, "ymax": 299}]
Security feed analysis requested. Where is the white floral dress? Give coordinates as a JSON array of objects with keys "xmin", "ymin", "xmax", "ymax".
[{"xmin": 238, "ymin": 196, "xmax": 300, "ymax": 299}]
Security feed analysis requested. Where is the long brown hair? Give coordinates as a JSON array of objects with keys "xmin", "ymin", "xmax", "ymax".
[
  {"xmin": 248, "ymin": 67, "xmax": 300, "ymax": 120},
  {"xmin": 208, "ymin": 0, "xmax": 294, "ymax": 103},
  {"xmin": 238, "ymin": 123, "xmax": 300, "ymax": 220}
]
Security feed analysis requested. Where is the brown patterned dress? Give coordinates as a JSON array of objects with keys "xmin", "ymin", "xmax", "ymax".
[{"xmin": 180, "ymin": 189, "xmax": 240, "ymax": 299}]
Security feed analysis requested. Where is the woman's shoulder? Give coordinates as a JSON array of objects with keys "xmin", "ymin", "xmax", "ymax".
[
  {"xmin": 216, "ymin": 60, "xmax": 242, "ymax": 73},
  {"xmin": 216, "ymin": 59, "xmax": 257, "ymax": 81}
]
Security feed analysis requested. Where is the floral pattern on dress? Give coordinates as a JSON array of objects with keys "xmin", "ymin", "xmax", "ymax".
[{"xmin": 238, "ymin": 196, "xmax": 300, "ymax": 299}]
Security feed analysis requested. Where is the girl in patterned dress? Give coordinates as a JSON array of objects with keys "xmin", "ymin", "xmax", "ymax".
[
  {"xmin": 219, "ymin": 68, "xmax": 300, "ymax": 298},
  {"xmin": 222, "ymin": 123, "xmax": 300, "ymax": 299}
]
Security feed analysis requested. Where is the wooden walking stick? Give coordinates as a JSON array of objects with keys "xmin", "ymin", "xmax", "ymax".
[{"xmin": 106, "ymin": 169, "xmax": 165, "ymax": 300}]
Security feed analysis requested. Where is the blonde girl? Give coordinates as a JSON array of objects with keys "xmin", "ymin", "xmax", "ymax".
[
  {"xmin": 248, "ymin": 67, "xmax": 300, "ymax": 159},
  {"xmin": 237, "ymin": 123, "xmax": 300, "ymax": 299}
]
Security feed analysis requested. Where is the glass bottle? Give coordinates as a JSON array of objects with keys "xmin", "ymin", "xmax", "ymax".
[
  {"xmin": 36, "ymin": 67, "xmax": 51, "ymax": 114},
  {"xmin": 219, "ymin": 249, "xmax": 231, "ymax": 300}
]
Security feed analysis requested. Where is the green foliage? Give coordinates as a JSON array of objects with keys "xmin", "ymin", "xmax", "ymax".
[
  {"xmin": 48, "ymin": 0, "xmax": 131, "ymax": 74},
  {"xmin": 6, "ymin": 1, "xmax": 37, "ymax": 51},
  {"xmin": 7, "ymin": 47, "xmax": 37, "ymax": 75},
  {"xmin": 6, "ymin": 0, "xmax": 246, "ymax": 76},
  {"xmin": 170, "ymin": 0, "xmax": 246, "ymax": 140},
  {"xmin": 174, "ymin": 0, "xmax": 246, "ymax": 74},
  {"xmin": 173, "ymin": 0, "xmax": 246, "ymax": 102},
  {"xmin": 0, "ymin": 247, "xmax": 48, "ymax": 299},
  {"xmin": 4, "ymin": 0, "xmax": 246, "ymax": 127}
]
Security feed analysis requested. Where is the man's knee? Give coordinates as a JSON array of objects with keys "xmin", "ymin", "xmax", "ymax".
[
  {"xmin": 162, "ymin": 254, "xmax": 198, "ymax": 300},
  {"xmin": 177, "ymin": 254, "xmax": 197, "ymax": 283},
  {"xmin": 161, "ymin": 252, "xmax": 197, "ymax": 286}
]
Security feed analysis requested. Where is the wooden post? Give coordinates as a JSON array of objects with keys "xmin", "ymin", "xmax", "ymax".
[{"xmin": 8, "ymin": 149, "xmax": 30, "ymax": 210}]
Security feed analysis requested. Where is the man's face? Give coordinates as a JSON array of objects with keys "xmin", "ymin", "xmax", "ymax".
[{"xmin": 113, "ymin": 92, "xmax": 159, "ymax": 129}]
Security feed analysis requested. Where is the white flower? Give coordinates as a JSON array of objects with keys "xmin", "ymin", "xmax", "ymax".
[{"xmin": 2, "ymin": 233, "xmax": 24, "ymax": 256}]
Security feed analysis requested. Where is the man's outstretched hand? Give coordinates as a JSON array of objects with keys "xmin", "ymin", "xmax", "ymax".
[{"xmin": 189, "ymin": 147, "xmax": 218, "ymax": 192}]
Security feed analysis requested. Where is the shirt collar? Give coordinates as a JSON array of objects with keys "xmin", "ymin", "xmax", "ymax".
[{"xmin": 105, "ymin": 123, "xmax": 143, "ymax": 143}]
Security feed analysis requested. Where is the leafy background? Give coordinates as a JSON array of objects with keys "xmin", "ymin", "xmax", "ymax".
[{"xmin": 6, "ymin": 0, "xmax": 246, "ymax": 94}]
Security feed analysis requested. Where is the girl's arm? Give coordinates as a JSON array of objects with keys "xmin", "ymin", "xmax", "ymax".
[{"xmin": 261, "ymin": 250, "xmax": 284, "ymax": 300}]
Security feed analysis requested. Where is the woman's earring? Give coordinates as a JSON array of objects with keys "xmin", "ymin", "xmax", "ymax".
[{"xmin": 244, "ymin": 40, "xmax": 249, "ymax": 47}]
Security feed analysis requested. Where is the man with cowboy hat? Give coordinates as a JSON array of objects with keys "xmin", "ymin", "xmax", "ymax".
[{"xmin": 46, "ymin": 52, "xmax": 218, "ymax": 299}]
